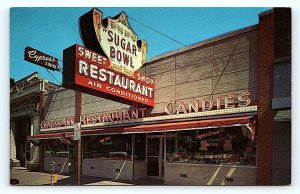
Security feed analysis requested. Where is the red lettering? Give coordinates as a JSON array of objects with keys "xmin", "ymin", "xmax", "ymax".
[
  {"xmin": 238, "ymin": 92, "xmax": 251, "ymax": 107},
  {"xmin": 139, "ymin": 108, "xmax": 147, "ymax": 117}
]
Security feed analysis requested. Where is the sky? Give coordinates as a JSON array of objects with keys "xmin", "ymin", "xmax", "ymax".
[{"xmin": 10, "ymin": 7, "xmax": 270, "ymax": 84}]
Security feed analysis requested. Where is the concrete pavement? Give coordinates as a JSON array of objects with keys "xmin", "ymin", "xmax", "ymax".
[{"xmin": 10, "ymin": 167, "xmax": 163, "ymax": 186}]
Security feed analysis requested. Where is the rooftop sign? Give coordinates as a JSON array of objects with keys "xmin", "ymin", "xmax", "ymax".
[
  {"xmin": 79, "ymin": 8, "xmax": 147, "ymax": 77},
  {"xmin": 63, "ymin": 8, "xmax": 154, "ymax": 107}
]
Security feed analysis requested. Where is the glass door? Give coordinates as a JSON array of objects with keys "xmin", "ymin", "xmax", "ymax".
[{"xmin": 147, "ymin": 136, "xmax": 164, "ymax": 178}]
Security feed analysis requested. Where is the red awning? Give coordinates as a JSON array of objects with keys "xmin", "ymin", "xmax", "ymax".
[
  {"xmin": 27, "ymin": 131, "xmax": 74, "ymax": 140},
  {"xmin": 83, "ymin": 127, "xmax": 125, "ymax": 135},
  {"xmin": 82, "ymin": 115, "xmax": 254, "ymax": 135},
  {"xmin": 28, "ymin": 116, "xmax": 255, "ymax": 142},
  {"xmin": 27, "ymin": 131, "xmax": 74, "ymax": 145}
]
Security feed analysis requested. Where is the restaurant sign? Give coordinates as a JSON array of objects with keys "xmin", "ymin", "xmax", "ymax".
[
  {"xmin": 40, "ymin": 107, "xmax": 147, "ymax": 130},
  {"xmin": 24, "ymin": 46, "xmax": 59, "ymax": 71},
  {"xmin": 63, "ymin": 8, "xmax": 154, "ymax": 107},
  {"xmin": 63, "ymin": 45, "xmax": 154, "ymax": 106}
]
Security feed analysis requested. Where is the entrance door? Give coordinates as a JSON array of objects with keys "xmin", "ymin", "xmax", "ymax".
[
  {"xmin": 16, "ymin": 117, "xmax": 31, "ymax": 167},
  {"xmin": 147, "ymin": 137, "xmax": 164, "ymax": 178}
]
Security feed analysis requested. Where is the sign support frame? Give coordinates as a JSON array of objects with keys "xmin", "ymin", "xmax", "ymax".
[{"xmin": 74, "ymin": 92, "xmax": 82, "ymax": 185}]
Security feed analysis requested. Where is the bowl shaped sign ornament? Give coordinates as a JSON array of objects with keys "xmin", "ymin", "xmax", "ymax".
[{"xmin": 79, "ymin": 8, "xmax": 147, "ymax": 77}]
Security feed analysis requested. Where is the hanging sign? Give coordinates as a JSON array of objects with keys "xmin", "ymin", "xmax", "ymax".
[{"xmin": 24, "ymin": 46, "xmax": 59, "ymax": 71}]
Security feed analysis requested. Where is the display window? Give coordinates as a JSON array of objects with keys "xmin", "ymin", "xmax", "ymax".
[
  {"xmin": 134, "ymin": 134, "xmax": 146, "ymax": 160},
  {"xmin": 83, "ymin": 134, "xmax": 132, "ymax": 160},
  {"xmin": 44, "ymin": 139, "xmax": 75, "ymax": 158},
  {"xmin": 166, "ymin": 127, "xmax": 256, "ymax": 165}
]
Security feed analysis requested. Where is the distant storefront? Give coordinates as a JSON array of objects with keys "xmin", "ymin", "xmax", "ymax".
[
  {"xmin": 10, "ymin": 72, "xmax": 56, "ymax": 170},
  {"xmin": 26, "ymin": 8, "xmax": 291, "ymax": 185}
]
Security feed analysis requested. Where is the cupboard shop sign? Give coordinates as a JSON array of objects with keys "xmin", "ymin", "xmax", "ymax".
[{"xmin": 63, "ymin": 8, "xmax": 154, "ymax": 107}]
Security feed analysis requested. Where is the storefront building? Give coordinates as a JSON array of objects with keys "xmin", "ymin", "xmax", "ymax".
[
  {"xmin": 10, "ymin": 72, "xmax": 56, "ymax": 170},
  {"xmin": 26, "ymin": 8, "xmax": 291, "ymax": 185}
]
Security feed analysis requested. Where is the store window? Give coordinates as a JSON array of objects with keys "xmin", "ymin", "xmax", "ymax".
[
  {"xmin": 166, "ymin": 127, "xmax": 256, "ymax": 166},
  {"xmin": 83, "ymin": 134, "xmax": 132, "ymax": 160},
  {"xmin": 44, "ymin": 139, "xmax": 75, "ymax": 158},
  {"xmin": 134, "ymin": 134, "xmax": 146, "ymax": 160}
]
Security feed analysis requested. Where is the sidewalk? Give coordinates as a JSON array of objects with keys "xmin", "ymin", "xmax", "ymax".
[{"xmin": 11, "ymin": 167, "xmax": 163, "ymax": 186}]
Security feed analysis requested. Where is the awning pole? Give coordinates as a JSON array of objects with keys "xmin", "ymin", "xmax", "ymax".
[
  {"xmin": 132, "ymin": 134, "xmax": 135, "ymax": 181},
  {"xmin": 164, "ymin": 132, "xmax": 166, "ymax": 184}
]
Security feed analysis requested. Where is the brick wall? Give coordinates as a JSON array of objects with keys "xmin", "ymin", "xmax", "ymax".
[
  {"xmin": 272, "ymin": 8, "xmax": 291, "ymax": 185},
  {"xmin": 274, "ymin": 8, "xmax": 291, "ymax": 59},
  {"xmin": 256, "ymin": 10, "xmax": 274, "ymax": 185}
]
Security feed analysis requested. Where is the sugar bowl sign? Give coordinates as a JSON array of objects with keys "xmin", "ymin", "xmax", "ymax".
[
  {"xmin": 80, "ymin": 8, "xmax": 147, "ymax": 76},
  {"xmin": 63, "ymin": 8, "xmax": 154, "ymax": 107}
]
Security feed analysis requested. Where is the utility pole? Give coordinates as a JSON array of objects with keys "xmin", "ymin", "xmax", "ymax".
[
  {"xmin": 76, "ymin": 134, "xmax": 81, "ymax": 185},
  {"xmin": 74, "ymin": 91, "xmax": 82, "ymax": 185}
]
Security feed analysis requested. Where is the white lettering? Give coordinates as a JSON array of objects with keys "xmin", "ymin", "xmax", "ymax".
[
  {"xmin": 79, "ymin": 60, "xmax": 88, "ymax": 76},
  {"xmin": 90, "ymin": 64, "xmax": 98, "ymax": 79},
  {"xmin": 78, "ymin": 46, "xmax": 84, "ymax": 56},
  {"xmin": 99, "ymin": 68, "xmax": 107, "ymax": 82}
]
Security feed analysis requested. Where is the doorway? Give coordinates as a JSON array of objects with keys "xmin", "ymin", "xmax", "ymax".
[
  {"xmin": 146, "ymin": 135, "xmax": 164, "ymax": 178},
  {"xmin": 15, "ymin": 116, "xmax": 31, "ymax": 167}
]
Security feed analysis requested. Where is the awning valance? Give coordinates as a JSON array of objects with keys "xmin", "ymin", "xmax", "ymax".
[
  {"xmin": 27, "ymin": 131, "xmax": 74, "ymax": 145},
  {"xmin": 28, "ymin": 115, "xmax": 256, "ymax": 142},
  {"xmin": 27, "ymin": 131, "xmax": 73, "ymax": 140}
]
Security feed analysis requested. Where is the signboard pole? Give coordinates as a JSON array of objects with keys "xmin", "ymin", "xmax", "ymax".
[
  {"xmin": 74, "ymin": 92, "xmax": 82, "ymax": 185},
  {"xmin": 77, "ymin": 137, "xmax": 81, "ymax": 185}
]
